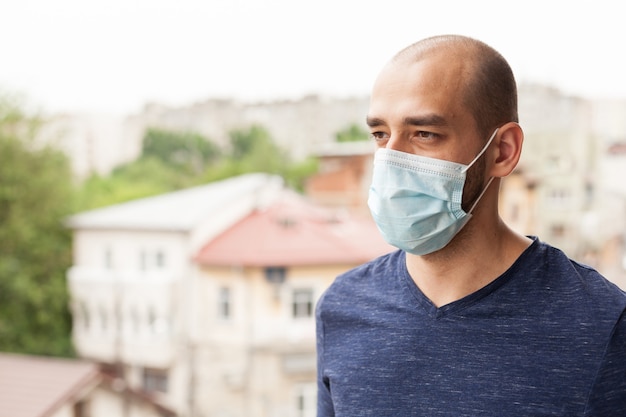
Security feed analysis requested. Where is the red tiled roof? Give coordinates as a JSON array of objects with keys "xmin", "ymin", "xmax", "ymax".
[
  {"xmin": 195, "ymin": 191, "xmax": 394, "ymax": 266},
  {"xmin": 0, "ymin": 352, "xmax": 100, "ymax": 417},
  {"xmin": 0, "ymin": 353, "xmax": 177, "ymax": 417}
]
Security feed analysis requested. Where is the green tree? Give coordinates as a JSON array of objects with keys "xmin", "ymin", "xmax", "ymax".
[
  {"xmin": 74, "ymin": 157, "xmax": 189, "ymax": 211},
  {"xmin": 229, "ymin": 124, "xmax": 277, "ymax": 159},
  {"xmin": 282, "ymin": 156, "xmax": 319, "ymax": 192},
  {"xmin": 75, "ymin": 123, "xmax": 319, "ymax": 211},
  {"xmin": 335, "ymin": 123, "xmax": 369, "ymax": 142},
  {"xmin": 0, "ymin": 94, "xmax": 74, "ymax": 357},
  {"xmin": 142, "ymin": 128, "xmax": 220, "ymax": 174},
  {"xmin": 228, "ymin": 125, "xmax": 287, "ymax": 173},
  {"xmin": 74, "ymin": 128, "xmax": 222, "ymax": 211},
  {"xmin": 215, "ymin": 124, "xmax": 317, "ymax": 190}
]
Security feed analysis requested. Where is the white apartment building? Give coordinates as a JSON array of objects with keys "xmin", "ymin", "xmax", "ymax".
[
  {"xmin": 66, "ymin": 174, "xmax": 283, "ymax": 415},
  {"xmin": 65, "ymin": 173, "xmax": 393, "ymax": 417}
]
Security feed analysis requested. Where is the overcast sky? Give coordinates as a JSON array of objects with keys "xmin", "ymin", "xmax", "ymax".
[{"xmin": 2, "ymin": 0, "xmax": 625, "ymax": 115}]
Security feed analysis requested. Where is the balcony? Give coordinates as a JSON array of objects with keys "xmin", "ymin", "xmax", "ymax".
[{"xmin": 67, "ymin": 266, "xmax": 181, "ymax": 367}]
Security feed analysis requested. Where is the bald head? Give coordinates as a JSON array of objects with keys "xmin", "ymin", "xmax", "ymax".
[
  {"xmin": 386, "ymin": 35, "xmax": 518, "ymax": 138},
  {"xmin": 393, "ymin": 35, "xmax": 482, "ymax": 63}
]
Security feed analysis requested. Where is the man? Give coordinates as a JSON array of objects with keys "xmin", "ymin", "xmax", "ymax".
[{"xmin": 316, "ymin": 35, "xmax": 626, "ymax": 416}]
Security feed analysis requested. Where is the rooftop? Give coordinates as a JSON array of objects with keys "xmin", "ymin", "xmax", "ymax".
[
  {"xmin": 196, "ymin": 189, "xmax": 394, "ymax": 266},
  {"xmin": 66, "ymin": 173, "xmax": 283, "ymax": 231},
  {"xmin": 0, "ymin": 352, "xmax": 99, "ymax": 417}
]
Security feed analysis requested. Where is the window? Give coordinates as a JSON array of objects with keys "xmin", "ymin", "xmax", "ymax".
[
  {"xmin": 155, "ymin": 250, "xmax": 165, "ymax": 268},
  {"xmin": 218, "ymin": 287, "xmax": 231, "ymax": 320},
  {"xmin": 294, "ymin": 383, "xmax": 316, "ymax": 417},
  {"xmin": 266, "ymin": 267, "xmax": 287, "ymax": 300},
  {"xmin": 292, "ymin": 289, "xmax": 314, "ymax": 318},
  {"xmin": 139, "ymin": 249, "xmax": 167, "ymax": 271},
  {"xmin": 550, "ymin": 223, "xmax": 566, "ymax": 238},
  {"xmin": 79, "ymin": 302, "xmax": 90, "ymax": 331},
  {"xmin": 73, "ymin": 399, "xmax": 90, "ymax": 417},
  {"xmin": 104, "ymin": 247, "xmax": 113, "ymax": 270},
  {"xmin": 148, "ymin": 308, "xmax": 168, "ymax": 334},
  {"xmin": 142, "ymin": 368, "xmax": 169, "ymax": 393},
  {"xmin": 99, "ymin": 306, "xmax": 108, "ymax": 331},
  {"xmin": 546, "ymin": 187, "xmax": 571, "ymax": 208},
  {"xmin": 265, "ymin": 266, "xmax": 286, "ymax": 284}
]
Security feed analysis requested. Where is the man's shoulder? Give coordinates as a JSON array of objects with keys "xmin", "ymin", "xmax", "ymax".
[
  {"xmin": 530, "ymin": 237, "xmax": 626, "ymax": 314},
  {"xmin": 317, "ymin": 249, "xmax": 402, "ymax": 309},
  {"xmin": 340, "ymin": 249, "xmax": 402, "ymax": 279}
]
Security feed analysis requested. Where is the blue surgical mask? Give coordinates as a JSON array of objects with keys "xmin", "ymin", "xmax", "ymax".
[{"xmin": 368, "ymin": 129, "xmax": 498, "ymax": 255}]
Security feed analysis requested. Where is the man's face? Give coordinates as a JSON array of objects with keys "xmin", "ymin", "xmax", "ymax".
[{"xmin": 366, "ymin": 54, "xmax": 489, "ymax": 211}]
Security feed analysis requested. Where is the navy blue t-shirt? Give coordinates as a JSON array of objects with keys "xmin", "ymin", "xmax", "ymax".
[{"xmin": 316, "ymin": 237, "xmax": 626, "ymax": 416}]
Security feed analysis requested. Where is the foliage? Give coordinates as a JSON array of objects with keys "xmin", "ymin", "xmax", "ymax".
[
  {"xmin": 75, "ymin": 124, "xmax": 319, "ymax": 210},
  {"xmin": 227, "ymin": 124, "xmax": 287, "ymax": 172},
  {"xmin": 223, "ymin": 124, "xmax": 318, "ymax": 190},
  {"xmin": 74, "ymin": 157, "xmax": 193, "ymax": 211},
  {"xmin": 142, "ymin": 128, "xmax": 221, "ymax": 174},
  {"xmin": 335, "ymin": 123, "xmax": 370, "ymax": 142},
  {"xmin": 73, "ymin": 129, "xmax": 219, "ymax": 211},
  {"xmin": 0, "ymin": 96, "xmax": 74, "ymax": 357},
  {"xmin": 281, "ymin": 156, "xmax": 319, "ymax": 191},
  {"xmin": 229, "ymin": 124, "xmax": 275, "ymax": 158}
]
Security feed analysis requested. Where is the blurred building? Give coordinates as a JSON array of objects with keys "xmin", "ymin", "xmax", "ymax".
[
  {"xmin": 515, "ymin": 84, "xmax": 597, "ymax": 258},
  {"xmin": 35, "ymin": 112, "xmax": 133, "ymax": 181},
  {"xmin": 192, "ymin": 188, "xmax": 391, "ymax": 416},
  {"xmin": 65, "ymin": 173, "xmax": 393, "ymax": 417},
  {"xmin": 37, "ymin": 95, "xmax": 370, "ymax": 179},
  {"xmin": 512, "ymin": 85, "xmax": 626, "ymax": 288},
  {"xmin": 304, "ymin": 140, "xmax": 376, "ymax": 215},
  {"xmin": 0, "ymin": 352, "xmax": 174, "ymax": 417}
]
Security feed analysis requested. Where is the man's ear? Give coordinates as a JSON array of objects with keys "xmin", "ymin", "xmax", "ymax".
[{"xmin": 489, "ymin": 122, "xmax": 524, "ymax": 178}]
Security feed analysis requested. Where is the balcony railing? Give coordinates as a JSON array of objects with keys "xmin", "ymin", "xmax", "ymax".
[{"xmin": 68, "ymin": 266, "xmax": 181, "ymax": 367}]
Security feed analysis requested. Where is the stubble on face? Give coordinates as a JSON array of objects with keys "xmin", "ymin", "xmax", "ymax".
[{"xmin": 461, "ymin": 151, "xmax": 487, "ymax": 213}]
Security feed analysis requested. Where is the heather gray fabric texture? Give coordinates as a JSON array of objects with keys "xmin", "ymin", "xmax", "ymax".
[{"xmin": 316, "ymin": 237, "xmax": 626, "ymax": 416}]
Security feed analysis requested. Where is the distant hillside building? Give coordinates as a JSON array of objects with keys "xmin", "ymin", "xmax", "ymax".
[{"xmin": 38, "ymin": 95, "xmax": 370, "ymax": 179}]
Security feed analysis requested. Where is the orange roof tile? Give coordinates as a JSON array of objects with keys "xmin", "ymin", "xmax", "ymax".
[{"xmin": 195, "ymin": 191, "xmax": 394, "ymax": 267}]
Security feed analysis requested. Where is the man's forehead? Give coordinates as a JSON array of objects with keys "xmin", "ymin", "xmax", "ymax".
[
  {"xmin": 367, "ymin": 67, "xmax": 475, "ymax": 132},
  {"xmin": 377, "ymin": 52, "xmax": 468, "ymax": 90}
]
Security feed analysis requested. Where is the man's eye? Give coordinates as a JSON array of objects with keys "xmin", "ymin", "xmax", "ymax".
[
  {"xmin": 415, "ymin": 131, "xmax": 438, "ymax": 140},
  {"xmin": 370, "ymin": 132, "xmax": 388, "ymax": 141}
]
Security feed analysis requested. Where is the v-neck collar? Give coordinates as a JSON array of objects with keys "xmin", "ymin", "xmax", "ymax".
[{"xmin": 399, "ymin": 237, "xmax": 539, "ymax": 318}]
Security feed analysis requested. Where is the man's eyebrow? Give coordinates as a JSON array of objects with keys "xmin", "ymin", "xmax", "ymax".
[
  {"xmin": 403, "ymin": 114, "xmax": 448, "ymax": 127},
  {"xmin": 365, "ymin": 114, "xmax": 449, "ymax": 128},
  {"xmin": 365, "ymin": 116, "xmax": 384, "ymax": 127}
]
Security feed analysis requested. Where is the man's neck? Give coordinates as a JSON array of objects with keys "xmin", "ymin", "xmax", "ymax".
[{"xmin": 405, "ymin": 219, "xmax": 532, "ymax": 308}]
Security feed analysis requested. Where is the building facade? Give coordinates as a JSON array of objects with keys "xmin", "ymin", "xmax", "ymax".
[{"xmin": 65, "ymin": 173, "xmax": 393, "ymax": 416}]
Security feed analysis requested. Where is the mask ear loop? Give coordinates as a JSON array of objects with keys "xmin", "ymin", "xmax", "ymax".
[
  {"xmin": 463, "ymin": 128, "xmax": 499, "ymax": 214},
  {"xmin": 462, "ymin": 128, "xmax": 499, "ymax": 173},
  {"xmin": 467, "ymin": 177, "xmax": 495, "ymax": 214}
]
